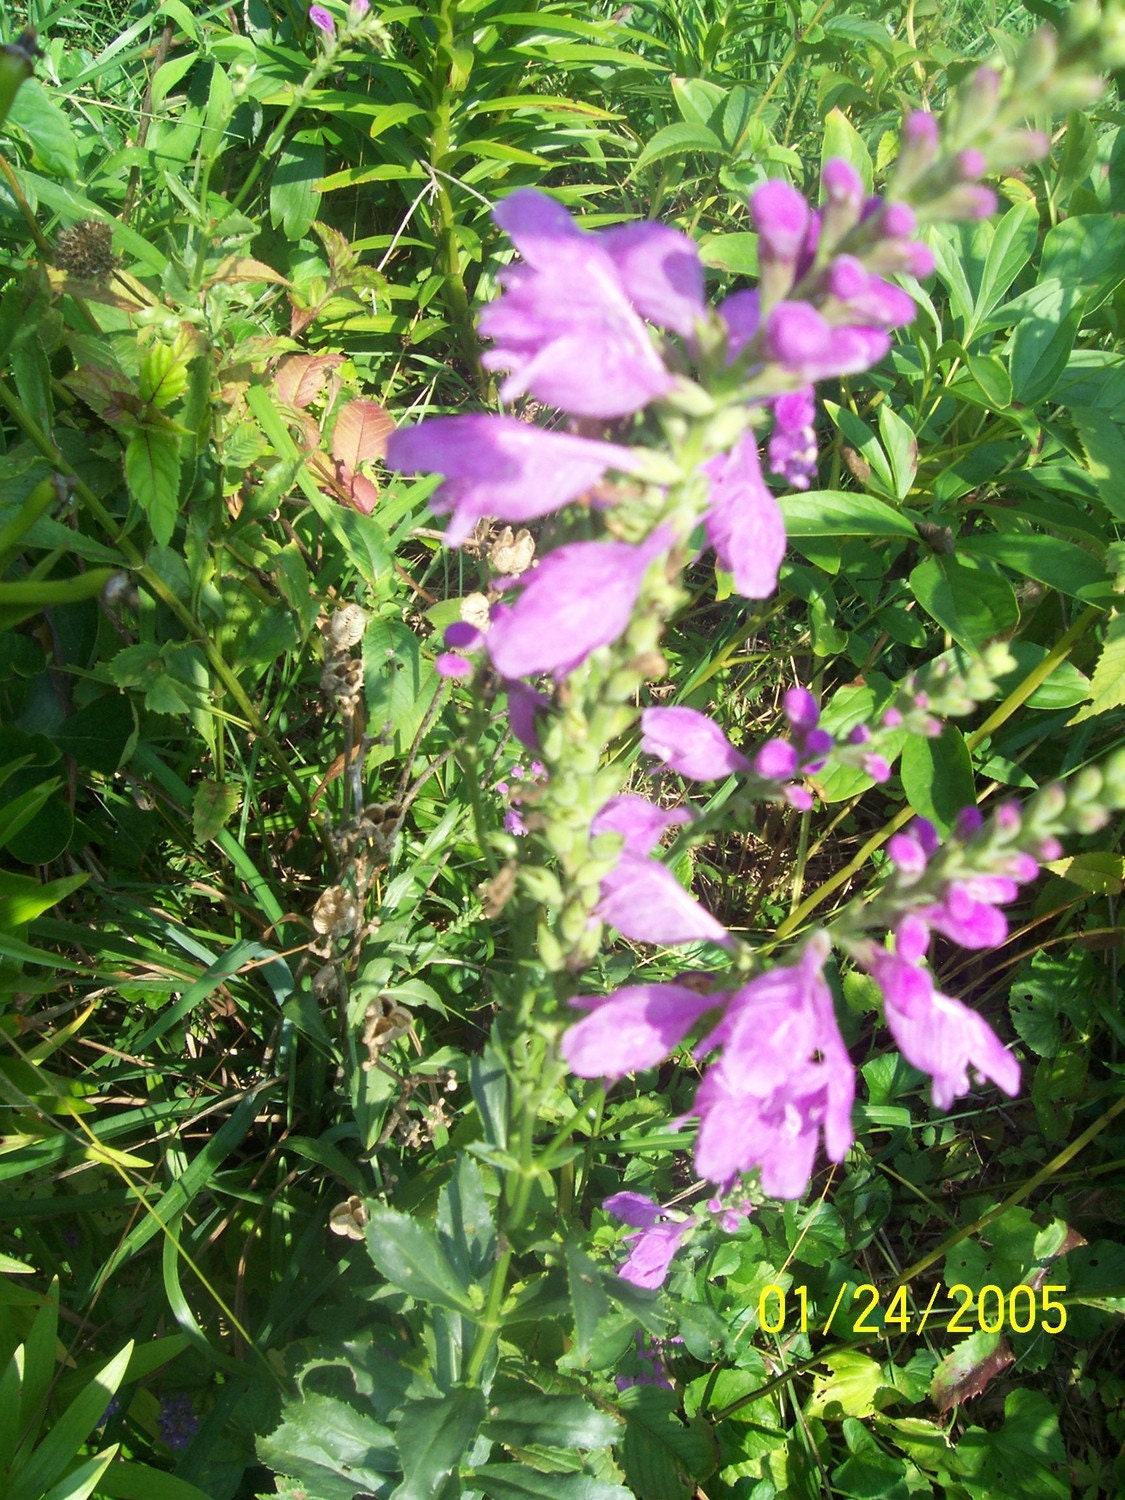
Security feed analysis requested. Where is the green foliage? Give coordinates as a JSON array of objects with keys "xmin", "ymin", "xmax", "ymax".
[{"xmin": 0, "ymin": 0, "xmax": 1121, "ymax": 1497}]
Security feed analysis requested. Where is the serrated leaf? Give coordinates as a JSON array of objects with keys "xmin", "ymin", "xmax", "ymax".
[
  {"xmin": 274, "ymin": 353, "xmax": 343, "ymax": 409},
  {"xmin": 483, "ymin": 1387, "xmax": 619, "ymax": 1451},
  {"xmin": 634, "ymin": 121, "xmax": 724, "ymax": 171},
  {"xmin": 192, "ymin": 780, "xmax": 241, "ymax": 843},
  {"xmin": 564, "ymin": 1239, "xmax": 611, "ymax": 1364},
  {"xmin": 929, "ymin": 1331, "xmax": 1014, "ymax": 1414},
  {"xmin": 140, "ymin": 344, "xmax": 187, "ymax": 408},
  {"xmin": 1069, "ymin": 612, "xmax": 1125, "ymax": 723},
  {"xmin": 124, "ymin": 428, "xmax": 181, "ymax": 545},
  {"xmin": 619, "ymin": 1386, "xmax": 717, "ymax": 1500},
  {"xmin": 332, "ymin": 398, "xmax": 394, "ymax": 470},
  {"xmin": 364, "ymin": 1206, "xmax": 478, "ymax": 1312},
  {"xmin": 394, "ymin": 1388, "xmax": 485, "ymax": 1500},
  {"xmin": 467, "ymin": 1466, "xmax": 634, "ymax": 1500},
  {"xmin": 256, "ymin": 1393, "xmax": 397, "ymax": 1500}
]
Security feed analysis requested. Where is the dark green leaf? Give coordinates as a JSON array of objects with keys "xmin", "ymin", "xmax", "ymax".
[
  {"xmin": 364, "ymin": 1206, "xmax": 479, "ymax": 1313},
  {"xmin": 394, "ymin": 1387, "xmax": 486, "ymax": 1500}
]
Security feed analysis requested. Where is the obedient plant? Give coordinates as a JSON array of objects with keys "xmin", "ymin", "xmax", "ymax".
[{"xmin": 386, "ymin": 21, "xmax": 1125, "ymax": 1313}]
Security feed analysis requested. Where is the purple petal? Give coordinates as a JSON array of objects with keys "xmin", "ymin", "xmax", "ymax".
[
  {"xmin": 562, "ymin": 984, "xmax": 720, "ymax": 1077},
  {"xmin": 486, "ymin": 530, "xmax": 668, "ymax": 680},
  {"xmin": 309, "ymin": 5, "xmax": 335, "ymax": 35},
  {"xmin": 385, "ymin": 415, "xmax": 640, "ymax": 546},
  {"xmin": 603, "ymin": 1191, "xmax": 663, "ymax": 1227},
  {"xmin": 598, "ymin": 854, "xmax": 730, "ymax": 946},
  {"xmin": 702, "ymin": 433, "xmax": 786, "ymax": 600},
  {"xmin": 619, "ymin": 1220, "xmax": 691, "ymax": 1288},
  {"xmin": 592, "ymin": 794, "xmax": 691, "ymax": 858},
  {"xmin": 718, "ymin": 289, "xmax": 761, "ymax": 363},
  {"xmin": 751, "ymin": 179, "xmax": 811, "ymax": 264},
  {"xmin": 601, "ymin": 221, "xmax": 707, "ymax": 339},
  {"xmin": 641, "ymin": 706, "xmax": 751, "ymax": 780},
  {"xmin": 754, "ymin": 738, "xmax": 799, "ymax": 779}
]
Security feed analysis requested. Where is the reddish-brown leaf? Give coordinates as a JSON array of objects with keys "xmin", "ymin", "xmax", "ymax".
[
  {"xmin": 331, "ymin": 398, "xmax": 394, "ymax": 468},
  {"xmin": 274, "ymin": 353, "xmax": 344, "ymax": 410},
  {"xmin": 930, "ymin": 1332, "xmax": 1015, "ymax": 1415}
]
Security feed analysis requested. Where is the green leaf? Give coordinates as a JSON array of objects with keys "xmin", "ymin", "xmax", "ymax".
[
  {"xmin": 959, "ymin": 532, "xmax": 1106, "ymax": 599},
  {"xmin": 11, "ymin": 1343, "xmax": 132, "ymax": 1500},
  {"xmin": 1072, "ymin": 407, "xmax": 1125, "ymax": 521},
  {"xmin": 1069, "ymin": 612, "xmax": 1125, "ymax": 723},
  {"xmin": 949, "ymin": 1389, "xmax": 1068, "ymax": 1497},
  {"xmin": 363, "ymin": 616, "xmax": 439, "ymax": 755},
  {"xmin": 900, "ymin": 726, "xmax": 976, "ymax": 833},
  {"xmin": 483, "ymin": 1386, "xmax": 619, "ymax": 1450},
  {"xmin": 876, "ymin": 404, "xmax": 917, "ymax": 500},
  {"xmin": 779, "ymin": 491, "xmax": 916, "ymax": 538},
  {"xmin": 808, "ymin": 1350, "xmax": 884, "ymax": 1420},
  {"xmin": 467, "ymin": 1466, "xmax": 635, "ymax": 1500},
  {"xmin": 7, "ymin": 80, "xmax": 78, "ymax": 178},
  {"xmin": 272, "ymin": 139, "xmax": 326, "ymax": 236},
  {"xmin": 820, "ymin": 108, "xmax": 872, "ymax": 194},
  {"xmin": 908, "ymin": 554, "xmax": 1018, "ymax": 648},
  {"xmin": 192, "ymin": 780, "xmax": 241, "ymax": 843},
  {"xmin": 364, "ymin": 1206, "xmax": 479, "ymax": 1313},
  {"xmin": 564, "ymin": 1239, "xmax": 611, "ymax": 1364},
  {"xmin": 92, "ymin": 1459, "xmax": 214, "ymax": 1500},
  {"xmin": 619, "ymin": 1386, "xmax": 717, "ymax": 1500},
  {"xmin": 256, "ymin": 1394, "xmax": 397, "ymax": 1500},
  {"xmin": 967, "ymin": 200, "xmax": 1040, "ymax": 337},
  {"xmin": 634, "ymin": 121, "xmax": 724, "ymax": 172},
  {"xmin": 124, "ymin": 428, "xmax": 181, "ymax": 546},
  {"xmin": 394, "ymin": 1388, "xmax": 486, "ymax": 1500},
  {"xmin": 1007, "ymin": 279, "xmax": 1083, "ymax": 405}
]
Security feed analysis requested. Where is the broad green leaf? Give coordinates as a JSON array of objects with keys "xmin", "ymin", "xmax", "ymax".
[
  {"xmin": 256, "ymin": 1394, "xmax": 397, "ymax": 1500},
  {"xmin": 967, "ymin": 200, "xmax": 1039, "ymax": 337},
  {"xmin": 8, "ymin": 80, "xmax": 78, "ymax": 178},
  {"xmin": 124, "ymin": 428, "xmax": 181, "ymax": 546},
  {"xmin": 959, "ymin": 532, "xmax": 1106, "ymax": 599},
  {"xmin": 394, "ymin": 1388, "xmax": 486, "ymax": 1500},
  {"xmin": 1042, "ymin": 851, "xmax": 1123, "ymax": 896},
  {"xmin": 831, "ymin": 1418, "xmax": 911, "ymax": 1500},
  {"xmin": 482, "ymin": 1386, "xmax": 619, "ymax": 1450},
  {"xmin": 1069, "ymin": 612, "xmax": 1125, "ymax": 723},
  {"xmin": 468, "ymin": 1467, "xmax": 634, "ymax": 1500},
  {"xmin": 949, "ymin": 1390, "xmax": 1068, "ymax": 1496},
  {"xmin": 271, "ymin": 138, "xmax": 325, "ymax": 239},
  {"xmin": 698, "ymin": 232, "xmax": 757, "ymax": 275},
  {"xmin": 1007, "ymin": 279, "xmax": 1083, "ymax": 405},
  {"xmin": 634, "ymin": 121, "xmax": 724, "ymax": 172},
  {"xmin": 908, "ymin": 554, "xmax": 1018, "ymax": 647},
  {"xmin": 1039, "ymin": 213, "xmax": 1125, "ymax": 301},
  {"xmin": 364, "ymin": 1206, "xmax": 479, "ymax": 1313},
  {"xmin": 779, "ymin": 491, "xmax": 916, "ymax": 538},
  {"xmin": 619, "ymin": 1386, "xmax": 717, "ymax": 1500},
  {"xmin": 565, "ymin": 1239, "xmax": 611, "ymax": 1364},
  {"xmin": 900, "ymin": 728, "xmax": 974, "ymax": 833},
  {"xmin": 192, "ymin": 780, "xmax": 241, "ymax": 843},
  {"xmin": 363, "ymin": 616, "xmax": 439, "ymax": 755},
  {"xmin": 808, "ymin": 1349, "xmax": 884, "ymax": 1420}
]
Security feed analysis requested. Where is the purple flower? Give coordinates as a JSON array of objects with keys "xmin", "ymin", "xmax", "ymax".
[
  {"xmin": 563, "ymin": 983, "xmax": 721, "ymax": 1078},
  {"xmin": 751, "ymin": 178, "xmax": 812, "ymax": 265},
  {"xmin": 309, "ymin": 5, "xmax": 335, "ymax": 35},
  {"xmin": 158, "ymin": 1392, "xmax": 199, "ymax": 1451},
  {"xmin": 486, "ymin": 528, "xmax": 670, "ymax": 680},
  {"xmin": 603, "ymin": 1195, "xmax": 691, "ymax": 1289},
  {"xmin": 867, "ymin": 941, "xmax": 1019, "ymax": 1110},
  {"xmin": 641, "ymin": 706, "xmax": 751, "ymax": 780},
  {"xmin": 385, "ymin": 414, "xmax": 642, "ymax": 547},
  {"xmin": 597, "ymin": 851, "xmax": 731, "ymax": 946},
  {"xmin": 768, "ymin": 386, "xmax": 817, "ymax": 489},
  {"xmin": 702, "ymin": 432, "xmax": 787, "ymax": 600},
  {"xmin": 692, "ymin": 934, "xmax": 855, "ymax": 1197},
  {"xmin": 478, "ymin": 190, "xmax": 687, "ymax": 417},
  {"xmin": 599, "ymin": 220, "xmax": 707, "ymax": 340},
  {"xmin": 765, "ymin": 301, "xmax": 891, "ymax": 382},
  {"xmin": 591, "ymin": 793, "xmax": 730, "ymax": 947}
]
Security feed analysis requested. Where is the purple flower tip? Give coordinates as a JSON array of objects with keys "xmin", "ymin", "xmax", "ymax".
[
  {"xmin": 309, "ymin": 5, "xmax": 335, "ymax": 35},
  {"xmin": 783, "ymin": 686, "xmax": 820, "ymax": 732},
  {"xmin": 903, "ymin": 111, "xmax": 939, "ymax": 149},
  {"xmin": 821, "ymin": 157, "xmax": 864, "ymax": 203}
]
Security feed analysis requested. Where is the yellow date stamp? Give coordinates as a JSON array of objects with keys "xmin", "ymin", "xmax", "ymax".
[{"xmin": 757, "ymin": 1282, "xmax": 1067, "ymax": 1337}]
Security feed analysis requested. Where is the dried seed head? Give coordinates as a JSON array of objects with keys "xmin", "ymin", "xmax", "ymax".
[
  {"xmin": 320, "ymin": 656, "xmax": 364, "ymax": 714},
  {"xmin": 312, "ymin": 884, "xmax": 358, "ymax": 938},
  {"xmin": 326, "ymin": 603, "xmax": 368, "ymax": 653},
  {"xmin": 489, "ymin": 526, "xmax": 536, "ymax": 576},
  {"xmin": 54, "ymin": 219, "xmax": 117, "ymax": 280},
  {"xmin": 461, "ymin": 592, "xmax": 491, "ymax": 632},
  {"xmin": 328, "ymin": 1195, "xmax": 369, "ymax": 1240},
  {"xmin": 361, "ymin": 993, "xmax": 412, "ymax": 1066}
]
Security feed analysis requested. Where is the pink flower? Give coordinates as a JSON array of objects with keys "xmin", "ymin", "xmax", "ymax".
[
  {"xmin": 563, "ymin": 983, "xmax": 721, "ymax": 1078},
  {"xmin": 692, "ymin": 934, "xmax": 855, "ymax": 1197},
  {"xmin": 640, "ymin": 706, "xmax": 751, "ymax": 780},
  {"xmin": 478, "ymin": 190, "xmax": 699, "ymax": 417},
  {"xmin": 591, "ymin": 794, "xmax": 730, "ymax": 947},
  {"xmin": 603, "ymin": 1194, "xmax": 691, "ymax": 1289},
  {"xmin": 701, "ymin": 432, "xmax": 787, "ymax": 600},
  {"xmin": 385, "ymin": 414, "xmax": 642, "ymax": 546},
  {"xmin": 485, "ymin": 528, "xmax": 670, "ymax": 680},
  {"xmin": 309, "ymin": 5, "xmax": 335, "ymax": 35},
  {"xmin": 867, "ymin": 941, "xmax": 1019, "ymax": 1110}
]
